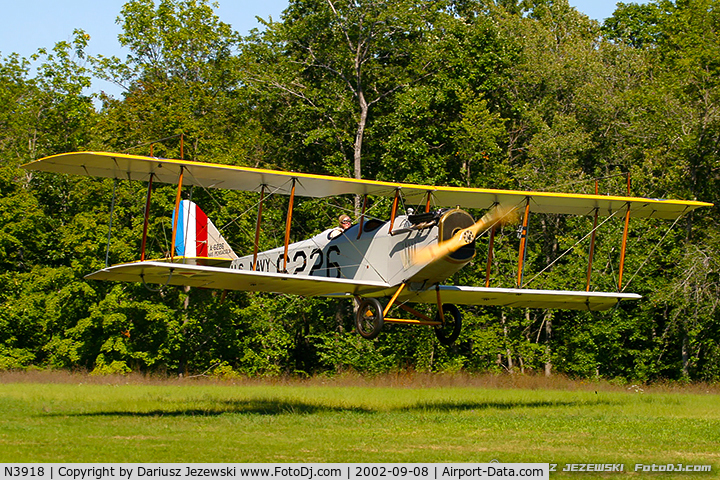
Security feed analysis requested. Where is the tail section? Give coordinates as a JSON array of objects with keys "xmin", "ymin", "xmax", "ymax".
[{"xmin": 172, "ymin": 200, "xmax": 238, "ymax": 260}]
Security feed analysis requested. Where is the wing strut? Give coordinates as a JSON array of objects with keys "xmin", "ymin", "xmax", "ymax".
[
  {"xmin": 357, "ymin": 194, "xmax": 368, "ymax": 239},
  {"xmin": 484, "ymin": 201, "xmax": 500, "ymax": 288},
  {"xmin": 618, "ymin": 202, "xmax": 632, "ymax": 290},
  {"xmin": 485, "ymin": 224, "xmax": 496, "ymax": 288},
  {"xmin": 585, "ymin": 180, "xmax": 599, "ymax": 291},
  {"xmin": 140, "ymin": 173, "xmax": 154, "ymax": 262},
  {"xmin": 252, "ymin": 185, "xmax": 266, "ymax": 271},
  {"xmin": 617, "ymin": 174, "xmax": 633, "ymax": 290},
  {"xmin": 516, "ymin": 198, "xmax": 531, "ymax": 287},
  {"xmin": 282, "ymin": 179, "xmax": 296, "ymax": 272},
  {"xmin": 170, "ymin": 166, "xmax": 185, "ymax": 262},
  {"xmin": 389, "ymin": 189, "xmax": 400, "ymax": 235},
  {"xmin": 105, "ymin": 179, "xmax": 118, "ymax": 268}
]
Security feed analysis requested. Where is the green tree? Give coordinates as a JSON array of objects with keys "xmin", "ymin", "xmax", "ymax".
[
  {"xmin": 2, "ymin": 0, "xmax": 718, "ymax": 380},
  {"xmin": 601, "ymin": 0, "xmax": 720, "ymax": 379},
  {"xmin": 93, "ymin": 0, "xmax": 257, "ymax": 163},
  {"xmin": 242, "ymin": 0, "xmax": 462, "ymax": 208},
  {"xmin": 0, "ymin": 31, "xmax": 100, "ymax": 369},
  {"xmin": 602, "ymin": 1, "xmax": 664, "ymax": 48}
]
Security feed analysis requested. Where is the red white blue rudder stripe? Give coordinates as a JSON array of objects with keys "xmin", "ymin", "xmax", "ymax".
[{"xmin": 172, "ymin": 200, "xmax": 237, "ymax": 259}]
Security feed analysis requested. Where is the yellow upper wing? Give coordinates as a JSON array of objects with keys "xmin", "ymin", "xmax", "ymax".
[{"xmin": 23, "ymin": 151, "xmax": 712, "ymax": 219}]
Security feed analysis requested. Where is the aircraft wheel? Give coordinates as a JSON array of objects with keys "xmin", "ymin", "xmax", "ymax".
[
  {"xmin": 434, "ymin": 304, "xmax": 462, "ymax": 345},
  {"xmin": 355, "ymin": 298, "xmax": 384, "ymax": 340}
]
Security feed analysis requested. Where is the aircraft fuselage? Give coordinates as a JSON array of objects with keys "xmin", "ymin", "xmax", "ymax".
[{"xmin": 230, "ymin": 210, "xmax": 476, "ymax": 291}]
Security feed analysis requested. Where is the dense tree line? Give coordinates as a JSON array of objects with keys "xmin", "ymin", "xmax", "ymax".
[{"xmin": 0, "ymin": 0, "xmax": 718, "ymax": 381}]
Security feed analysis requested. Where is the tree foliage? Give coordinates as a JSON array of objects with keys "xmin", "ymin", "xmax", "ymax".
[{"xmin": 0, "ymin": 0, "xmax": 718, "ymax": 381}]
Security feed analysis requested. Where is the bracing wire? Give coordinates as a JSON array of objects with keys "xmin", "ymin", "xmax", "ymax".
[
  {"xmin": 105, "ymin": 179, "xmax": 118, "ymax": 268},
  {"xmin": 521, "ymin": 208, "xmax": 623, "ymax": 289},
  {"xmin": 621, "ymin": 210, "xmax": 686, "ymax": 292},
  {"xmin": 182, "ymin": 166, "xmax": 295, "ymax": 253}
]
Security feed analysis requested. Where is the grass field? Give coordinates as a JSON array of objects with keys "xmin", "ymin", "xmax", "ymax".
[{"xmin": 0, "ymin": 371, "xmax": 718, "ymax": 478}]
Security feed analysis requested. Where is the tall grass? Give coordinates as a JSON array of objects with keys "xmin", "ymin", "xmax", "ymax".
[{"xmin": 0, "ymin": 371, "xmax": 718, "ymax": 478}]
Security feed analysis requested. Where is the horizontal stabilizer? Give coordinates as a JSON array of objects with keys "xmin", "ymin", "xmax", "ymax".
[{"xmin": 401, "ymin": 285, "xmax": 641, "ymax": 311}]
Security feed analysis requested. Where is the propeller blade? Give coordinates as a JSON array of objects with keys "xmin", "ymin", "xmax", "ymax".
[{"xmin": 411, "ymin": 205, "xmax": 517, "ymax": 266}]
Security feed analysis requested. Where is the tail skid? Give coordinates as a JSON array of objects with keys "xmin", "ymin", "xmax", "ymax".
[{"xmin": 172, "ymin": 200, "xmax": 238, "ymax": 260}]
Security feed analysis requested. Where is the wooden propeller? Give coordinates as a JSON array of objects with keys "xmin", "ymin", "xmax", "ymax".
[{"xmin": 411, "ymin": 205, "xmax": 517, "ymax": 266}]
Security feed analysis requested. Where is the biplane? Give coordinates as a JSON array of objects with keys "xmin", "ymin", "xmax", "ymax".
[{"xmin": 23, "ymin": 152, "xmax": 712, "ymax": 345}]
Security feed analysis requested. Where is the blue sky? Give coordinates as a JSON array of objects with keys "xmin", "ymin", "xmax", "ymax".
[
  {"xmin": 0, "ymin": 0, "xmax": 621, "ymax": 96},
  {"xmin": 0, "ymin": 0, "xmax": 288, "ymax": 62}
]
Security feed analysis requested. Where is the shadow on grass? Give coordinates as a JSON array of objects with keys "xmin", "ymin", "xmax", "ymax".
[{"xmin": 45, "ymin": 398, "xmax": 616, "ymax": 418}]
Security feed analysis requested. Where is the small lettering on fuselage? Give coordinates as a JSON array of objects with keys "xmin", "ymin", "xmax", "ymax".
[
  {"xmin": 231, "ymin": 245, "xmax": 342, "ymax": 277},
  {"xmin": 208, "ymin": 243, "xmax": 234, "ymax": 257}
]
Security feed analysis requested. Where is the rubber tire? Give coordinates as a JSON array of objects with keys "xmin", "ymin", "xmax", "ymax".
[
  {"xmin": 434, "ymin": 304, "xmax": 462, "ymax": 345},
  {"xmin": 355, "ymin": 298, "xmax": 384, "ymax": 340}
]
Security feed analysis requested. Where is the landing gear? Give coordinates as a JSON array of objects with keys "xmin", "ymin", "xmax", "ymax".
[
  {"xmin": 355, "ymin": 297, "xmax": 384, "ymax": 340},
  {"xmin": 433, "ymin": 304, "xmax": 462, "ymax": 345},
  {"xmin": 353, "ymin": 291, "xmax": 463, "ymax": 345}
]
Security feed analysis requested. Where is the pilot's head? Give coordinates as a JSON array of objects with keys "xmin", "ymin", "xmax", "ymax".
[{"xmin": 339, "ymin": 215, "xmax": 352, "ymax": 230}]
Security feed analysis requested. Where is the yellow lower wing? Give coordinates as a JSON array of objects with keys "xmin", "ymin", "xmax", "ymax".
[
  {"xmin": 87, "ymin": 261, "xmax": 391, "ymax": 297},
  {"xmin": 401, "ymin": 286, "xmax": 640, "ymax": 311}
]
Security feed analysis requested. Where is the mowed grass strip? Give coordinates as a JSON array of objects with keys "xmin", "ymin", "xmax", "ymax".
[{"xmin": 0, "ymin": 373, "xmax": 718, "ymax": 477}]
